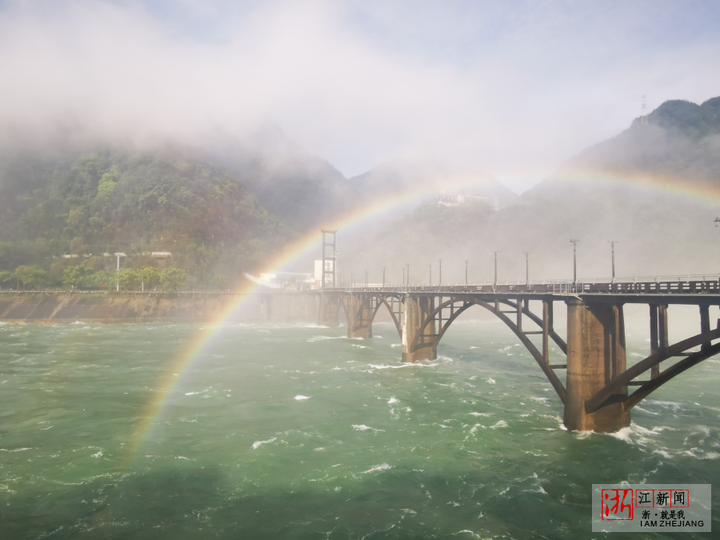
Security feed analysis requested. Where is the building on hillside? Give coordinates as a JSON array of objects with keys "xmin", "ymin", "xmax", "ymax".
[{"xmin": 435, "ymin": 191, "xmax": 493, "ymax": 207}]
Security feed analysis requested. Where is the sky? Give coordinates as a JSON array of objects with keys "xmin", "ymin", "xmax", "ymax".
[{"xmin": 0, "ymin": 0, "xmax": 719, "ymax": 193}]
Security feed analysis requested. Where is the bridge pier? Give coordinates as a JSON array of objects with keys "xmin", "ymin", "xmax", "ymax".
[
  {"xmin": 402, "ymin": 295, "xmax": 436, "ymax": 362},
  {"xmin": 345, "ymin": 294, "xmax": 373, "ymax": 339},
  {"xmin": 317, "ymin": 292, "xmax": 340, "ymax": 328},
  {"xmin": 564, "ymin": 298, "xmax": 629, "ymax": 432}
]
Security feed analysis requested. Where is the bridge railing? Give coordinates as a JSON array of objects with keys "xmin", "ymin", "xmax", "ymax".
[{"xmin": 328, "ymin": 277, "xmax": 720, "ymax": 295}]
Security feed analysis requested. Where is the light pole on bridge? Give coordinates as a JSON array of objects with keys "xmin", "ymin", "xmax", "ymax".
[
  {"xmin": 524, "ymin": 252, "xmax": 530, "ymax": 286},
  {"xmin": 382, "ymin": 267, "xmax": 386, "ymax": 287},
  {"xmin": 492, "ymin": 251, "xmax": 499, "ymax": 287},
  {"xmin": 608, "ymin": 240, "xmax": 617, "ymax": 282},
  {"xmin": 365, "ymin": 270, "xmax": 368, "ymax": 288},
  {"xmin": 465, "ymin": 260, "xmax": 468, "ymax": 286},
  {"xmin": 438, "ymin": 259, "xmax": 443, "ymax": 286},
  {"xmin": 428, "ymin": 264, "xmax": 432, "ymax": 286},
  {"xmin": 569, "ymin": 239, "xmax": 579, "ymax": 284}
]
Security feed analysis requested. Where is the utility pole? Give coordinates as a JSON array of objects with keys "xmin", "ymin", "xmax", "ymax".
[
  {"xmin": 608, "ymin": 240, "xmax": 617, "ymax": 282},
  {"xmin": 492, "ymin": 251, "xmax": 499, "ymax": 287},
  {"xmin": 569, "ymin": 239, "xmax": 579, "ymax": 284},
  {"xmin": 524, "ymin": 252, "xmax": 530, "ymax": 286},
  {"xmin": 438, "ymin": 259, "xmax": 443, "ymax": 286},
  {"xmin": 115, "ymin": 252, "xmax": 126, "ymax": 292}
]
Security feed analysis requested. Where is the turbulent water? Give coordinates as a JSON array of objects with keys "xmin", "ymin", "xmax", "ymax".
[{"xmin": 1, "ymin": 318, "xmax": 719, "ymax": 539}]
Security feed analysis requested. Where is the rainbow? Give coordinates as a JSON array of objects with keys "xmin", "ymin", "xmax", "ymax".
[{"xmin": 124, "ymin": 168, "xmax": 720, "ymax": 461}]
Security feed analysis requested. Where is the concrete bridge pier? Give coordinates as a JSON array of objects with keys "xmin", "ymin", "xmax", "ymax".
[
  {"xmin": 564, "ymin": 298, "xmax": 630, "ymax": 432},
  {"xmin": 345, "ymin": 294, "xmax": 373, "ymax": 339},
  {"xmin": 260, "ymin": 295, "xmax": 271, "ymax": 322},
  {"xmin": 402, "ymin": 295, "xmax": 436, "ymax": 362},
  {"xmin": 317, "ymin": 292, "xmax": 340, "ymax": 328}
]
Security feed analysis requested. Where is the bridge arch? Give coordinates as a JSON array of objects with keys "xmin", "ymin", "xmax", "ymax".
[
  {"xmin": 325, "ymin": 289, "xmax": 720, "ymax": 432},
  {"xmin": 340, "ymin": 292, "xmax": 404, "ymax": 339},
  {"xmin": 586, "ymin": 306, "xmax": 720, "ymax": 414},
  {"xmin": 408, "ymin": 296, "xmax": 567, "ymax": 403}
]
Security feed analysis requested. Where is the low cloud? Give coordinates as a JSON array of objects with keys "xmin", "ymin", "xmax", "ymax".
[{"xmin": 1, "ymin": 0, "xmax": 719, "ymax": 192}]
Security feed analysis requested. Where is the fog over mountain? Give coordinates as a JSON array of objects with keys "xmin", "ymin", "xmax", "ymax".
[
  {"xmin": 1, "ymin": 94, "xmax": 719, "ymax": 289},
  {"xmin": 338, "ymin": 97, "xmax": 720, "ymax": 285}
]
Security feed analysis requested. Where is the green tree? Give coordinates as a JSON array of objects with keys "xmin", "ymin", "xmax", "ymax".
[
  {"xmin": 88, "ymin": 270, "xmax": 112, "ymax": 289},
  {"xmin": 62, "ymin": 265, "xmax": 95, "ymax": 289},
  {"xmin": 159, "ymin": 267, "xmax": 186, "ymax": 292},
  {"xmin": 96, "ymin": 166, "xmax": 120, "ymax": 199},
  {"xmin": 14, "ymin": 265, "xmax": 48, "ymax": 290},
  {"xmin": 117, "ymin": 268, "xmax": 141, "ymax": 291},
  {"xmin": 139, "ymin": 267, "xmax": 160, "ymax": 290},
  {"xmin": 0, "ymin": 270, "xmax": 14, "ymax": 288}
]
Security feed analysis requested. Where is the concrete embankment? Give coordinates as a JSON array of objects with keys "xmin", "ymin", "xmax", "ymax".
[
  {"xmin": 0, "ymin": 291, "xmax": 323, "ymax": 323},
  {"xmin": 0, "ymin": 292, "xmax": 255, "ymax": 323}
]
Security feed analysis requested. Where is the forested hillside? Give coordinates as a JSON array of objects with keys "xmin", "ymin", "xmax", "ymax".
[
  {"xmin": 0, "ymin": 148, "xmax": 286, "ymax": 289},
  {"xmin": 2, "ymin": 96, "xmax": 719, "ymax": 290}
]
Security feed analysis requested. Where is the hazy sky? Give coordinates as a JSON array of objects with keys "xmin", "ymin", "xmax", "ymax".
[{"xmin": 1, "ymin": 0, "xmax": 719, "ymax": 192}]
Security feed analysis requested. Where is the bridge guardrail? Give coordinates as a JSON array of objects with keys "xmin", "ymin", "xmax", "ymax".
[{"xmin": 328, "ymin": 278, "xmax": 720, "ymax": 295}]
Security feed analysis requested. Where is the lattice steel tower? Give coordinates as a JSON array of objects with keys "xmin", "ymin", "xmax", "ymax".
[{"xmin": 321, "ymin": 230, "xmax": 337, "ymax": 288}]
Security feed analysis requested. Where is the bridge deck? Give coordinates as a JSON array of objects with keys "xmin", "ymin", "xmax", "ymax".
[{"xmin": 317, "ymin": 280, "xmax": 720, "ymax": 305}]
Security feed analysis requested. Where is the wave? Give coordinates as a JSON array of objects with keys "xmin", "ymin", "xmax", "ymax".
[
  {"xmin": 252, "ymin": 437, "xmax": 277, "ymax": 450},
  {"xmin": 360, "ymin": 463, "xmax": 391, "ymax": 474}
]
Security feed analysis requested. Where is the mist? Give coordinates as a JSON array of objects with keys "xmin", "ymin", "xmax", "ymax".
[{"xmin": 2, "ymin": 0, "xmax": 720, "ymax": 192}]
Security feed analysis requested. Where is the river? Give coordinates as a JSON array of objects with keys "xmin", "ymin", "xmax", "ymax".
[{"xmin": 1, "ymin": 317, "xmax": 718, "ymax": 538}]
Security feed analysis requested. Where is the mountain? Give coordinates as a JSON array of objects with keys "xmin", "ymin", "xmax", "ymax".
[
  {"xmin": 0, "ymin": 146, "xmax": 289, "ymax": 288},
  {"xmin": 197, "ymin": 125, "xmax": 360, "ymax": 232},
  {"xmin": 0, "ymin": 123, "xmax": 367, "ymax": 288},
  {"xmin": 338, "ymin": 97, "xmax": 720, "ymax": 284},
  {"xmin": 531, "ymin": 97, "xmax": 720, "ymax": 189},
  {"xmin": 349, "ymin": 161, "xmax": 519, "ymax": 208},
  {"xmin": 3, "ymin": 96, "xmax": 719, "ymax": 290}
]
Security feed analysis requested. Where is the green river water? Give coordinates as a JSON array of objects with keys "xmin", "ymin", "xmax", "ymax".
[{"xmin": 0, "ymin": 316, "xmax": 719, "ymax": 539}]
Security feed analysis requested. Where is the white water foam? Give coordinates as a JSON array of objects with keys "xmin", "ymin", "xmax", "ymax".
[
  {"xmin": 307, "ymin": 335, "xmax": 347, "ymax": 343},
  {"xmin": 252, "ymin": 437, "xmax": 277, "ymax": 450},
  {"xmin": 184, "ymin": 388, "xmax": 210, "ymax": 396},
  {"xmin": 361, "ymin": 463, "xmax": 391, "ymax": 474},
  {"xmin": 353, "ymin": 424, "xmax": 384, "ymax": 432},
  {"xmin": 294, "ymin": 395, "xmax": 311, "ymax": 401}
]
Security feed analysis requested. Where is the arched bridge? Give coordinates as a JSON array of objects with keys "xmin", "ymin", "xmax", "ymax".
[{"xmin": 300, "ymin": 279, "xmax": 720, "ymax": 433}]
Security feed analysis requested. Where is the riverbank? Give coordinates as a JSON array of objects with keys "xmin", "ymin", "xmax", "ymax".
[{"xmin": 0, "ymin": 292, "xmax": 251, "ymax": 322}]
